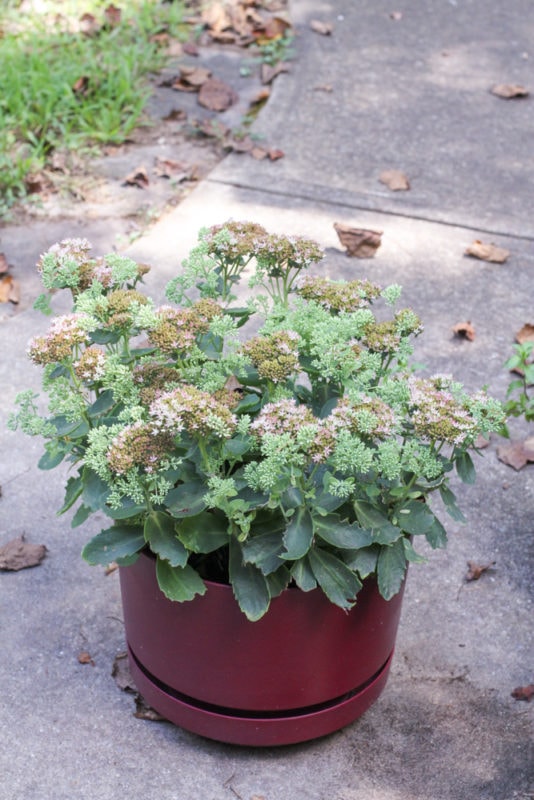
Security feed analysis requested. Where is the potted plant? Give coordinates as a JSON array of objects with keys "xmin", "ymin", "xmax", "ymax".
[{"xmin": 10, "ymin": 222, "xmax": 504, "ymax": 746}]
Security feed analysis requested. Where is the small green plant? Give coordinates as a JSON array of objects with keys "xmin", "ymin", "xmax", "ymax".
[
  {"xmin": 0, "ymin": 0, "xmax": 186, "ymax": 212},
  {"xmin": 504, "ymin": 341, "xmax": 534, "ymax": 424},
  {"xmin": 10, "ymin": 223, "xmax": 504, "ymax": 620}
]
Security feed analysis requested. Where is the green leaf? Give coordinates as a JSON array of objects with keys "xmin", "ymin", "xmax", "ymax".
[
  {"xmin": 82, "ymin": 467, "xmax": 110, "ymax": 511},
  {"xmin": 354, "ymin": 500, "xmax": 401, "ymax": 544},
  {"xmin": 242, "ymin": 531, "xmax": 285, "ymax": 574},
  {"xmin": 58, "ymin": 475, "xmax": 83, "ymax": 515},
  {"xmin": 308, "ymin": 548, "xmax": 362, "ymax": 609},
  {"xmin": 144, "ymin": 511, "xmax": 188, "ymax": 567},
  {"xmin": 164, "ymin": 480, "xmax": 207, "ymax": 518},
  {"xmin": 266, "ymin": 565, "xmax": 291, "ymax": 598},
  {"xmin": 439, "ymin": 484, "xmax": 466, "ymax": 523},
  {"xmin": 51, "ymin": 415, "xmax": 89, "ymax": 437},
  {"xmin": 229, "ymin": 539, "xmax": 271, "ymax": 621},
  {"xmin": 281, "ymin": 507, "xmax": 314, "ymax": 560},
  {"xmin": 71, "ymin": 503, "xmax": 92, "ymax": 528},
  {"xmin": 314, "ymin": 514, "xmax": 372, "ymax": 549},
  {"xmin": 377, "ymin": 539, "xmax": 407, "ymax": 600},
  {"xmin": 38, "ymin": 445, "xmax": 66, "ymax": 470},
  {"xmin": 455, "ymin": 451, "xmax": 476, "ymax": 484},
  {"xmin": 105, "ymin": 498, "xmax": 147, "ymax": 519},
  {"xmin": 342, "ymin": 545, "xmax": 379, "ymax": 578},
  {"xmin": 223, "ymin": 436, "xmax": 251, "ymax": 459},
  {"xmin": 403, "ymin": 537, "xmax": 426, "ymax": 563},
  {"xmin": 235, "ymin": 393, "xmax": 261, "ymax": 414},
  {"xmin": 396, "ymin": 500, "xmax": 434, "ymax": 535},
  {"xmin": 87, "ymin": 389, "xmax": 116, "ymax": 418},
  {"xmin": 82, "ymin": 525, "xmax": 144, "ymax": 565},
  {"xmin": 290, "ymin": 558, "xmax": 317, "ymax": 592},
  {"xmin": 156, "ymin": 558, "xmax": 207, "ymax": 602},
  {"xmin": 425, "ymin": 516, "xmax": 448, "ymax": 549},
  {"xmin": 177, "ymin": 512, "xmax": 229, "ymax": 553}
]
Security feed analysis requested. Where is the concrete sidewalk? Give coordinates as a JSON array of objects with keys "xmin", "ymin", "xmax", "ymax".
[{"xmin": 1, "ymin": 1, "xmax": 533, "ymax": 798}]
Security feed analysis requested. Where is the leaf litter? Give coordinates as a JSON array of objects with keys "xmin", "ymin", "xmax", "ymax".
[
  {"xmin": 112, "ymin": 652, "xmax": 167, "ymax": 721},
  {"xmin": 379, "ymin": 169, "xmax": 410, "ymax": 191},
  {"xmin": 0, "ymin": 535, "xmax": 47, "ymax": 570},
  {"xmin": 334, "ymin": 223, "xmax": 383, "ymax": 258},
  {"xmin": 465, "ymin": 240, "xmax": 510, "ymax": 263}
]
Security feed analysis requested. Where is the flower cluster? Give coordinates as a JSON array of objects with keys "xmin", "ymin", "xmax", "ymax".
[
  {"xmin": 149, "ymin": 384, "xmax": 237, "ymax": 439},
  {"xmin": 296, "ymin": 276, "xmax": 381, "ymax": 312},
  {"xmin": 147, "ymin": 300, "xmax": 222, "ymax": 354},
  {"xmin": 242, "ymin": 330, "xmax": 300, "ymax": 383},
  {"xmin": 107, "ymin": 421, "xmax": 175, "ymax": 475},
  {"xmin": 28, "ymin": 313, "xmax": 92, "ymax": 365}
]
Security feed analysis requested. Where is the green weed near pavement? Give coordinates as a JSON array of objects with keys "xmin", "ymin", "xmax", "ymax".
[{"xmin": 0, "ymin": 0, "xmax": 186, "ymax": 215}]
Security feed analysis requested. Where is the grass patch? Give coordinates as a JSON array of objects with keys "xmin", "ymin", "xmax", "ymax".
[{"xmin": 0, "ymin": 0, "xmax": 186, "ymax": 214}]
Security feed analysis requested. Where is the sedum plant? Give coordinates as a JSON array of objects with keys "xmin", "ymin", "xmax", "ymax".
[{"xmin": 10, "ymin": 223, "xmax": 504, "ymax": 620}]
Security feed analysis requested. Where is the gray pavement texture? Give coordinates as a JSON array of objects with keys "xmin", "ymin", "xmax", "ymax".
[{"xmin": 1, "ymin": 1, "xmax": 533, "ymax": 798}]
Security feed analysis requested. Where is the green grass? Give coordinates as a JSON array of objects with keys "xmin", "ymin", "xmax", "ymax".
[{"xmin": 0, "ymin": 0, "xmax": 186, "ymax": 213}]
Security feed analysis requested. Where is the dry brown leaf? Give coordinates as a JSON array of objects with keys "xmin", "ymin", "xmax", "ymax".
[
  {"xmin": 255, "ymin": 16, "xmax": 292, "ymax": 43},
  {"xmin": 334, "ymin": 223, "xmax": 383, "ymax": 258},
  {"xmin": 465, "ymin": 240, "xmax": 509, "ymax": 263},
  {"xmin": 228, "ymin": 135, "xmax": 254, "ymax": 153},
  {"xmin": 0, "ymin": 253, "xmax": 9, "ymax": 274},
  {"xmin": 267, "ymin": 147, "xmax": 285, "ymax": 161},
  {"xmin": 183, "ymin": 41, "xmax": 200, "ymax": 57},
  {"xmin": 72, "ymin": 75, "xmax": 90, "ymax": 96},
  {"xmin": 491, "ymin": 83, "xmax": 529, "ymax": 99},
  {"xmin": 153, "ymin": 157, "xmax": 190, "ymax": 181},
  {"xmin": 123, "ymin": 166, "xmax": 149, "ymax": 189},
  {"xmin": 0, "ymin": 536, "xmax": 47, "ymax": 571},
  {"xmin": 465, "ymin": 560, "xmax": 496, "ymax": 582},
  {"xmin": 198, "ymin": 77, "xmax": 238, "ymax": 111},
  {"xmin": 112, "ymin": 652, "xmax": 137, "ymax": 693},
  {"xmin": 104, "ymin": 4, "xmax": 122, "ymax": 27},
  {"xmin": 452, "ymin": 321, "xmax": 476, "ymax": 341},
  {"xmin": 310, "ymin": 19, "xmax": 333, "ymax": 35},
  {"xmin": 515, "ymin": 323, "xmax": 534, "ymax": 344},
  {"xmin": 134, "ymin": 695, "xmax": 167, "ymax": 721},
  {"xmin": 6, "ymin": 277, "xmax": 20, "ymax": 304},
  {"xmin": 79, "ymin": 12, "xmax": 100, "ymax": 36},
  {"xmin": 250, "ymin": 87, "xmax": 271, "ymax": 106},
  {"xmin": 496, "ymin": 440, "xmax": 534, "ymax": 471},
  {"xmin": 163, "ymin": 108, "xmax": 187, "ymax": 122},
  {"xmin": 172, "ymin": 66, "xmax": 212, "ymax": 92},
  {"xmin": 260, "ymin": 61, "xmax": 290, "ymax": 85},
  {"xmin": 511, "ymin": 684, "xmax": 534, "ymax": 702},
  {"xmin": 251, "ymin": 146, "xmax": 268, "ymax": 160},
  {"xmin": 201, "ymin": 1, "xmax": 232, "ymax": 34},
  {"xmin": 78, "ymin": 651, "xmax": 95, "ymax": 666},
  {"xmin": 379, "ymin": 169, "xmax": 410, "ymax": 191}
]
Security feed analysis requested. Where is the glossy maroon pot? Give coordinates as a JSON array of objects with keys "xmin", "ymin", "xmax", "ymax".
[{"xmin": 119, "ymin": 551, "xmax": 405, "ymax": 746}]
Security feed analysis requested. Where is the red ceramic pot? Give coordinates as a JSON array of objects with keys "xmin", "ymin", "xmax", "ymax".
[{"xmin": 119, "ymin": 551, "xmax": 405, "ymax": 746}]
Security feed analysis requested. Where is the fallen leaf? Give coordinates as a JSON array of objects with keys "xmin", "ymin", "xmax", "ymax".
[
  {"xmin": 112, "ymin": 652, "xmax": 137, "ymax": 693},
  {"xmin": 123, "ymin": 166, "xmax": 149, "ymax": 189},
  {"xmin": 491, "ymin": 83, "xmax": 529, "ymax": 99},
  {"xmin": 267, "ymin": 147, "xmax": 285, "ymax": 161},
  {"xmin": 251, "ymin": 146, "xmax": 268, "ymax": 160},
  {"xmin": 183, "ymin": 41, "xmax": 200, "ymax": 56},
  {"xmin": 153, "ymin": 157, "xmax": 190, "ymax": 181},
  {"xmin": 496, "ymin": 440, "xmax": 534, "ymax": 470},
  {"xmin": 379, "ymin": 169, "xmax": 410, "ymax": 191},
  {"xmin": 515, "ymin": 323, "xmax": 534, "ymax": 344},
  {"xmin": 24, "ymin": 173, "xmax": 47, "ymax": 194},
  {"xmin": 390, "ymin": 11, "xmax": 403, "ymax": 20},
  {"xmin": 255, "ymin": 15, "xmax": 292, "ymax": 43},
  {"xmin": 227, "ymin": 135, "xmax": 254, "ymax": 153},
  {"xmin": 310, "ymin": 19, "xmax": 333, "ymax": 35},
  {"xmin": 163, "ymin": 108, "xmax": 187, "ymax": 122},
  {"xmin": 261, "ymin": 61, "xmax": 290, "ymax": 85},
  {"xmin": 465, "ymin": 560, "xmax": 495, "ymax": 581},
  {"xmin": 134, "ymin": 695, "xmax": 167, "ymax": 721},
  {"xmin": 250, "ymin": 87, "xmax": 271, "ymax": 106},
  {"xmin": 104, "ymin": 562, "xmax": 118, "ymax": 575},
  {"xmin": 198, "ymin": 77, "xmax": 238, "ymax": 111},
  {"xmin": 0, "ymin": 536, "xmax": 47, "ymax": 571},
  {"xmin": 6, "ymin": 277, "xmax": 20, "ymax": 304},
  {"xmin": 334, "ymin": 223, "xmax": 383, "ymax": 258},
  {"xmin": 78, "ymin": 651, "xmax": 95, "ymax": 666},
  {"xmin": 0, "ymin": 253, "xmax": 9, "ymax": 274},
  {"xmin": 72, "ymin": 75, "xmax": 90, "ymax": 96},
  {"xmin": 473, "ymin": 434, "xmax": 490, "ymax": 450},
  {"xmin": 511, "ymin": 684, "xmax": 534, "ymax": 702},
  {"xmin": 452, "ymin": 321, "xmax": 476, "ymax": 341},
  {"xmin": 465, "ymin": 240, "xmax": 509, "ymax": 263},
  {"xmin": 104, "ymin": 4, "xmax": 122, "ymax": 27},
  {"xmin": 201, "ymin": 1, "xmax": 232, "ymax": 34},
  {"xmin": 79, "ymin": 12, "xmax": 100, "ymax": 36}
]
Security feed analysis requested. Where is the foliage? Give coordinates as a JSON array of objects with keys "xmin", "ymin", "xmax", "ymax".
[
  {"xmin": 9, "ymin": 223, "xmax": 504, "ymax": 620},
  {"xmin": 503, "ymin": 341, "xmax": 534, "ymax": 425},
  {"xmin": 0, "ymin": 0, "xmax": 185, "ymax": 213}
]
